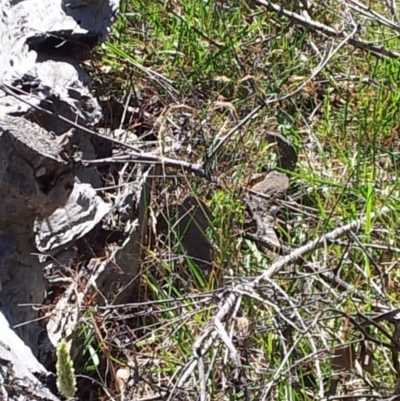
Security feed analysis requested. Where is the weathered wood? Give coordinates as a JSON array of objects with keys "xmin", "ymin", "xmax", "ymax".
[
  {"xmin": 0, "ymin": 312, "xmax": 60, "ymax": 401},
  {"xmin": 0, "ymin": 0, "xmax": 123, "ymax": 399}
]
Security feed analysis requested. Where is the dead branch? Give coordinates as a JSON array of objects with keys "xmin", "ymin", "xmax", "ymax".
[
  {"xmin": 255, "ymin": 0, "xmax": 400, "ymax": 59},
  {"xmin": 174, "ymin": 206, "xmax": 391, "ymax": 389}
]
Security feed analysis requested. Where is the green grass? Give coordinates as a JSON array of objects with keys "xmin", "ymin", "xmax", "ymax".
[{"xmin": 74, "ymin": 0, "xmax": 400, "ymax": 399}]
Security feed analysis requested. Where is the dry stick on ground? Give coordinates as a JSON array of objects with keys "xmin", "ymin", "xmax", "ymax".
[
  {"xmin": 205, "ymin": 104, "xmax": 263, "ymax": 162},
  {"xmin": 346, "ymin": 0, "xmax": 400, "ymax": 33},
  {"xmin": 237, "ymin": 282, "xmax": 326, "ymax": 399},
  {"xmin": 82, "ymin": 154, "xmax": 216, "ymax": 181},
  {"xmin": 173, "ymin": 206, "xmax": 391, "ymax": 391},
  {"xmin": 254, "ymin": 0, "xmax": 400, "ymax": 59}
]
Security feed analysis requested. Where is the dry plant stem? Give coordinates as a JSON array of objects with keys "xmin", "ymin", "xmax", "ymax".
[
  {"xmin": 348, "ymin": 231, "xmax": 387, "ymax": 295},
  {"xmin": 255, "ymin": 0, "xmax": 400, "ymax": 59},
  {"xmin": 239, "ymin": 284, "xmax": 325, "ymax": 400},
  {"xmin": 84, "ymin": 154, "xmax": 216, "ymax": 181},
  {"xmin": 255, "ymin": 206, "xmax": 390, "ymax": 285},
  {"xmin": 347, "ymin": 0, "xmax": 400, "ymax": 32},
  {"xmin": 170, "ymin": 331, "xmax": 218, "ymax": 399},
  {"xmin": 214, "ymin": 316, "xmax": 242, "ymax": 380},
  {"xmin": 175, "ymin": 206, "xmax": 391, "ymax": 388},
  {"xmin": 278, "ymin": 23, "xmax": 359, "ymax": 103},
  {"xmin": 259, "ymin": 278, "xmax": 325, "ymax": 399},
  {"xmin": 136, "ymin": 394, "xmax": 165, "ymax": 401},
  {"xmin": 385, "ymin": 0, "xmax": 400, "ymax": 24},
  {"xmin": 262, "ymin": 334, "xmax": 304, "ymax": 399},
  {"xmin": 197, "ymin": 356, "xmax": 206, "ymax": 401}
]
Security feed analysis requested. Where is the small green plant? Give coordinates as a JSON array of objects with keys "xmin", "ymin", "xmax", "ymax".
[{"xmin": 56, "ymin": 338, "xmax": 77, "ymax": 399}]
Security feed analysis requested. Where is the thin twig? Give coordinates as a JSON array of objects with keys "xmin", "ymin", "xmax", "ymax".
[
  {"xmin": 346, "ymin": 0, "xmax": 400, "ymax": 33},
  {"xmin": 197, "ymin": 355, "xmax": 206, "ymax": 401},
  {"xmin": 82, "ymin": 154, "xmax": 217, "ymax": 182},
  {"xmin": 255, "ymin": 0, "xmax": 400, "ymax": 59}
]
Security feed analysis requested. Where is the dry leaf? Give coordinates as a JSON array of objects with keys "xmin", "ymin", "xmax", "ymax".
[
  {"xmin": 116, "ymin": 367, "xmax": 131, "ymax": 395},
  {"xmin": 250, "ymin": 171, "xmax": 289, "ymax": 195}
]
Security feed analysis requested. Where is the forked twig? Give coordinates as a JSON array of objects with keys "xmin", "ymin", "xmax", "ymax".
[
  {"xmin": 173, "ymin": 206, "xmax": 391, "ymax": 390},
  {"xmin": 255, "ymin": 0, "xmax": 400, "ymax": 59}
]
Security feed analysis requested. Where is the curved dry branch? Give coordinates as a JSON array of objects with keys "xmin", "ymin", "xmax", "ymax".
[{"xmin": 173, "ymin": 206, "xmax": 391, "ymax": 391}]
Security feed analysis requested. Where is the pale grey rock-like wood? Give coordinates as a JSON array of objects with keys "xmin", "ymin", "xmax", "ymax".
[
  {"xmin": 0, "ymin": 0, "xmax": 112, "ymax": 188},
  {"xmin": 0, "ymin": 0, "xmax": 122, "ymax": 398},
  {"xmin": 0, "ymin": 0, "xmax": 119, "ymax": 82},
  {"xmin": 0, "ymin": 115, "xmax": 74, "ymax": 358},
  {"xmin": 0, "ymin": 231, "xmax": 47, "ymax": 359},
  {"xmin": 0, "ymin": 312, "xmax": 61, "ymax": 401},
  {"xmin": 0, "ymin": 116, "xmax": 74, "ymax": 221},
  {"xmin": 34, "ymin": 182, "xmax": 111, "ymax": 252}
]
